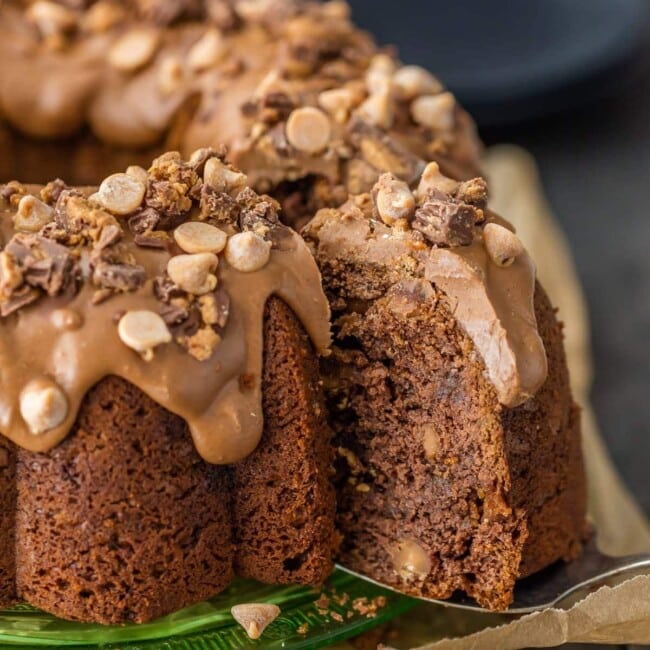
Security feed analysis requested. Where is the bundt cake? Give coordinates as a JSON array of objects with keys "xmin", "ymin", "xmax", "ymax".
[
  {"xmin": 0, "ymin": 0, "xmax": 589, "ymax": 626},
  {"xmin": 0, "ymin": 149, "xmax": 336, "ymax": 624},
  {"xmin": 303, "ymin": 165, "xmax": 588, "ymax": 611},
  {"xmin": 0, "ymin": 0, "xmax": 481, "ymax": 226}
]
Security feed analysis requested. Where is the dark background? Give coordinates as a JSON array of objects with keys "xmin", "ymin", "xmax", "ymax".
[{"xmin": 348, "ymin": 0, "xmax": 650, "ymax": 516}]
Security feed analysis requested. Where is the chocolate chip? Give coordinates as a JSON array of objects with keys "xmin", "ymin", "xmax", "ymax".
[
  {"xmin": 5, "ymin": 233, "xmax": 80, "ymax": 297},
  {"xmin": 91, "ymin": 260, "xmax": 146, "ymax": 293},
  {"xmin": 412, "ymin": 191, "xmax": 476, "ymax": 247}
]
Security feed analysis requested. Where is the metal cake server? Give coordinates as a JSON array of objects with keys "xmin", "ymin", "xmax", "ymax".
[{"xmin": 337, "ymin": 537, "xmax": 650, "ymax": 614}]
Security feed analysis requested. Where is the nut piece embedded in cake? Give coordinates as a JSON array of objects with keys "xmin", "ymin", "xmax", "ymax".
[
  {"xmin": 14, "ymin": 195, "xmax": 54, "ymax": 232},
  {"xmin": 391, "ymin": 539, "xmax": 432, "ymax": 581},
  {"xmin": 167, "ymin": 253, "xmax": 219, "ymax": 295},
  {"xmin": 97, "ymin": 173, "xmax": 146, "ymax": 215},
  {"xmin": 20, "ymin": 377, "xmax": 68, "ymax": 435},
  {"xmin": 118, "ymin": 310, "xmax": 172, "ymax": 360},
  {"xmin": 225, "ymin": 232, "xmax": 271, "ymax": 272},
  {"xmin": 204, "ymin": 157, "xmax": 247, "ymax": 195},
  {"xmin": 416, "ymin": 161, "xmax": 459, "ymax": 198},
  {"xmin": 174, "ymin": 222, "xmax": 227, "ymax": 254},
  {"xmin": 285, "ymin": 107, "xmax": 332, "ymax": 154},
  {"xmin": 231, "ymin": 603, "xmax": 280, "ymax": 640},
  {"xmin": 411, "ymin": 92, "xmax": 455, "ymax": 131},
  {"xmin": 483, "ymin": 223, "xmax": 524, "ymax": 267},
  {"xmin": 108, "ymin": 29, "xmax": 160, "ymax": 72},
  {"xmin": 373, "ymin": 173, "xmax": 415, "ymax": 225}
]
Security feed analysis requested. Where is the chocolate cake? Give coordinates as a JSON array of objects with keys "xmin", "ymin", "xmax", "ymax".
[
  {"xmin": 0, "ymin": 0, "xmax": 481, "ymax": 225},
  {"xmin": 304, "ymin": 166, "xmax": 588, "ymax": 611},
  {"xmin": 0, "ymin": 149, "xmax": 335, "ymax": 623},
  {"xmin": 0, "ymin": 0, "xmax": 589, "ymax": 625}
]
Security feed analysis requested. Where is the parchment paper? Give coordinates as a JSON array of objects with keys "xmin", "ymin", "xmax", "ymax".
[{"xmin": 337, "ymin": 146, "xmax": 650, "ymax": 649}]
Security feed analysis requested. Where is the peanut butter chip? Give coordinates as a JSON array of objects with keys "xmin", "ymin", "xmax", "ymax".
[
  {"xmin": 285, "ymin": 107, "xmax": 332, "ymax": 154},
  {"xmin": 174, "ymin": 222, "xmax": 227, "ymax": 254},
  {"xmin": 365, "ymin": 53, "xmax": 397, "ymax": 94},
  {"xmin": 188, "ymin": 29, "xmax": 225, "ymax": 72},
  {"xmin": 483, "ymin": 223, "xmax": 524, "ymax": 267},
  {"xmin": 97, "ymin": 173, "xmax": 146, "ymax": 215},
  {"xmin": 27, "ymin": 1, "xmax": 77, "ymax": 37},
  {"xmin": 14, "ymin": 195, "xmax": 54, "ymax": 232},
  {"xmin": 318, "ymin": 87, "xmax": 357, "ymax": 123},
  {"xmin": 231, "ymin": 604, "xmax": 280, "ymax": 640},
  {"xmin": 108, "ymin": 29, "xmax": 160, "ymax": 72},
  {"xmin": 118, "ymin": 310, "xmax": 172, "ymax": 360},
  {"xmin": 393, "ymin": 65, "xmax": 443, "ymax": 99},
  {"xmin": 167, "ymin": 253, "xmax": 219, "ymax": 295},
  {"xmin": 411, "ymin": 92, "xmax": 456, "ymax": 131},
  {"xmin": 358, "ymin": 91, "xmax": 394, "ymax": 130},
  {"xmin": 81, "ymin": 1, "xmax": 126, "ymax": 34},
  {"xmin": 225, "ymin": 232, "xmax": 271, "ymax": 272},
  {"xmin": 158, "ymin": 56, "xmax": 185, "ymax": 96},
  {"xmin": 125, "ymin": 165, "xmax": 149, "ymax": 185},
  {"xmin": 20, "ymin": 378, "xmax": 68, "ymax": 435}
]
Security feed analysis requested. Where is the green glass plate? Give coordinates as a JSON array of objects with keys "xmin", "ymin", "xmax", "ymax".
[{"xmin": 0, "ymin": 569, "xmax": 416, "ymax": 649}]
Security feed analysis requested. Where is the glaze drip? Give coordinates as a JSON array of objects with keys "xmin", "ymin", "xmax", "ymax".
[{"xmin": 0, "ymin": 153, "xmax": 330, "ymax": 463}]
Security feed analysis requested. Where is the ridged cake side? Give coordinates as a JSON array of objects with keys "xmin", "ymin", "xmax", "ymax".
[{"xmin": 5, "ymin": 297, "xmax": 334, "ymax": 624}]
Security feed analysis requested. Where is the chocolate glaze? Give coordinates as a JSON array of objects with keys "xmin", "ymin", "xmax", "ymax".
[{"xmin": 0, "ymin": 187, "xmax": 330, "ymax": 463}]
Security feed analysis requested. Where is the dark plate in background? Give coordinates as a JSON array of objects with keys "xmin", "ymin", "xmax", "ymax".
[{"xmin": 350, "ymin": 0, "xmax": 649, "ymax": 126}]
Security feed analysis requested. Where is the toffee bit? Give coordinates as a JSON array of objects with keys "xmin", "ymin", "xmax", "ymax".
[
  {"xmin": 134, "ymin": 230, "xmax": 171, "ymax": 249},
  {"xmin": 145, "ymin": 152, "xmax": 201, "ymax": 218},
  {"xmin": 181, "ymin": 326, "xmax": 221, "ymax": 361}
]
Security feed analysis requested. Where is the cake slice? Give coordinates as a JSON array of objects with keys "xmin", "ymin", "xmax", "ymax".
[
  {"xmin": 303, "ymin": 165, "xmax": 588, "ymax": 610},
  {"xmin": 0, "ymin": 149, "xmax": 335, "ymax": 623}
]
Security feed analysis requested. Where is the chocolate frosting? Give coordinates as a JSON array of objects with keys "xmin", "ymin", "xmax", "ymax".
[
  {"xmin": 0, "ymin": 0, "xmax": 482, "ymax": 196},
  {"xmin": 0, "ymin": 156, "xmax": 330, "ymax": 463},
  {"xmin": 304, "ymin": 168, "xmax": 548, "ymax": 408}
]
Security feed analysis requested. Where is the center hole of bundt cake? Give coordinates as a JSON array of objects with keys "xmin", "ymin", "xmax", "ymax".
[
  {"xmin": 1, "ymin": 126, "xmax": 329, "ymax": 230},
  {"xmin": 2, "ymin": 127, "xmax": 166, "ymax": 187}
]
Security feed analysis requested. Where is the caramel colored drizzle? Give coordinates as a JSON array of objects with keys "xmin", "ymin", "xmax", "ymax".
[
  {"xmin": 0, "ymin": 196, "xmax": 330, "ymax": 464},
  {"xmin": 425, "ymin": 240, "xmax": 547, "ymax": 407}
]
